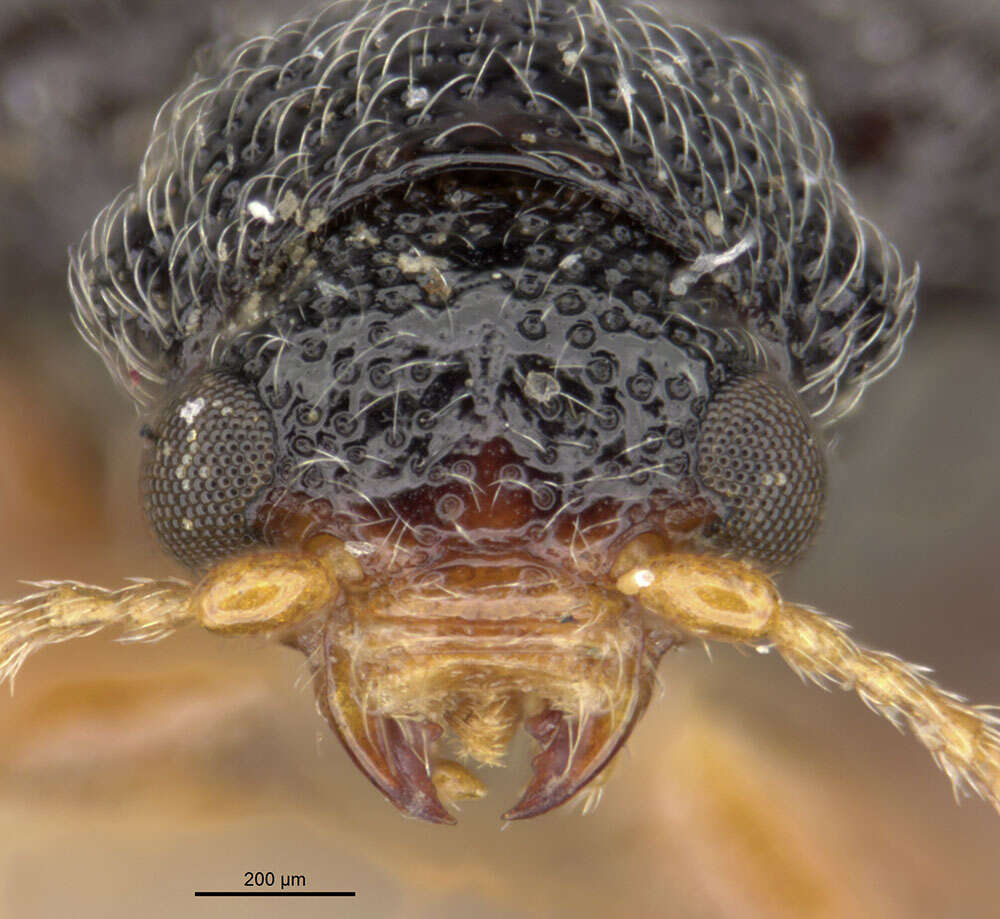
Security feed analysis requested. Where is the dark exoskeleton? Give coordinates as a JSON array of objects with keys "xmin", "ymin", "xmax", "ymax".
[{"xmin": 4, "ymin": 1, "xmax": 991, "ymax": 825}]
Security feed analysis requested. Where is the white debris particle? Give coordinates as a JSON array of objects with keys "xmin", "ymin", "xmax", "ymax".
[
  {"xmin": 179, "ymin": 398, "xmax": 205, "ymax": 424},
  {"xmin": 616, "ymin": 73, "xmax": 635, "ymax": 105},
  {"xmin": 688, "ymin": 233, "xmax": 756, "ymax": 275},
  {"xmin": 524, "ymin": 371, "xmax": 561, "ymax": 403},
  {"xmin": 234, "ymin": 291, "xmax": 264, "ymax": 328},
  {"xmin": 305, "ymin": 207, "xmax": 326, "ymax": 232},
  {"xmin": 654, "ymin": 61, "xmax": 677, "ymax": 81},
  {"xmin": 345, "ymin": 540, "xmax": 378, "ymax": 557},
  {"xmin": 398, "ymin": 251, "xmax": 447, "ymax": 275},
  {"xmin": 634, "ymin": 569, "xmax": 654, "ymax": 588},
  {"xmin": 585, "ymin": 136, "xmax": 614, "ymax": 156},
  {"xmin": 558, "ymin": 252, "xmax": 581, "ymax": 270},
  {"xmin": 705, "ymin": 210, "xmax": 724, "ymax": 237},
  {"xmin": 347, "ymin": 222, "xmax": 378, "ymax": 247},
  {"xmin": 404, "ymin": 85, "xmax": 429, "ymax": 108},
  {"xmin": 181, "ymin": 518, "xmax": 194, "ymax": 532},
  {"xmin": 247, "ymin": 200, "xmax": 276, "ymax": 224},
  {"xmin": 520, "ymin": 132, "xmax": 537, "ymax": 144},
  {"xmin": 562, "ymin": 49, "xmax": 580, "ymax": 69},
  {"xmin": 670, "ymin": 232, "xmax": 756, "ymax": 296},
  {"xmin": 276, "ymin": 191, "xmax": 300, "ymax": 221},
  {"xmin": 316, "ymin": 278, "xmax": 350, "ymax": 299}
]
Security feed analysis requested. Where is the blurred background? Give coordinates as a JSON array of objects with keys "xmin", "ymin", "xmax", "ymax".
[{"xmin": 0, "ymin": 0, "xmax": 998, "ymax": 916}]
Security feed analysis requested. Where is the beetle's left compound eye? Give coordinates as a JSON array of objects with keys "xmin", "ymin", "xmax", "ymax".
[
  {"xmin": 141, "ymin": 371, "xmax": 277, "ymax": 570},
  {"xmin": 697, "ymin": 374, "xmax": 826, "ymax": 569}
]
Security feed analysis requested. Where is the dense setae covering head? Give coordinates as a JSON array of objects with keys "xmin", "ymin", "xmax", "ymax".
[
  {"xmin": 68, "ymin": 0, "xmax": 915, "ymax": 423},
  {"xmin": 64, "ymin": 0, "xmax": 914, "ymax": 578}
]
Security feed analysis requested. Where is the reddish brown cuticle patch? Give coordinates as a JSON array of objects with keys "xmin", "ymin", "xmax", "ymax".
[{"xmin": 257, "ymin": 436, "xmax": 716, "ymax": 583}]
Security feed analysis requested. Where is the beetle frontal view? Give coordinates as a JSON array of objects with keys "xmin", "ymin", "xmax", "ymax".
[{"xmin": 2, "ymin": 0, "xmax": 998, "ymax": 824}]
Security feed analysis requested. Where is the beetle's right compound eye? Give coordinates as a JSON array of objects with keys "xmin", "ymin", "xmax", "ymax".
[
  {"xmin": 141, "ymin": 372, "xmax": 277, "ymax": 570},
  {"xmin": 697, "ymin": 374, "xmax": 826, "ymax": 569}
]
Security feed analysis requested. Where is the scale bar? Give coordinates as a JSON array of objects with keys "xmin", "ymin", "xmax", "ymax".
[{"xmin": 194, "ymin": 891, "xmax": 356, "ymax": 897}]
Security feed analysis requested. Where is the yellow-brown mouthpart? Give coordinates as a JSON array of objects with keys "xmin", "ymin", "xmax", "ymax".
[
  {"xmin": 3, "ymin": 534, "xmax": 999, "ymax": 823},
  {"xmin": 223, "ymin": 537, "xmax": 679, "ymax": 824}
]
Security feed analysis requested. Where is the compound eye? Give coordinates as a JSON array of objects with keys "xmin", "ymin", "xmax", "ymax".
[
  {"xmin": 696, "ymin": 374, "xmax": 826, "ymax": 569},
  {"xmin": 141, "ymin": 371, "xmax": 277, "ymax": 570}
]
